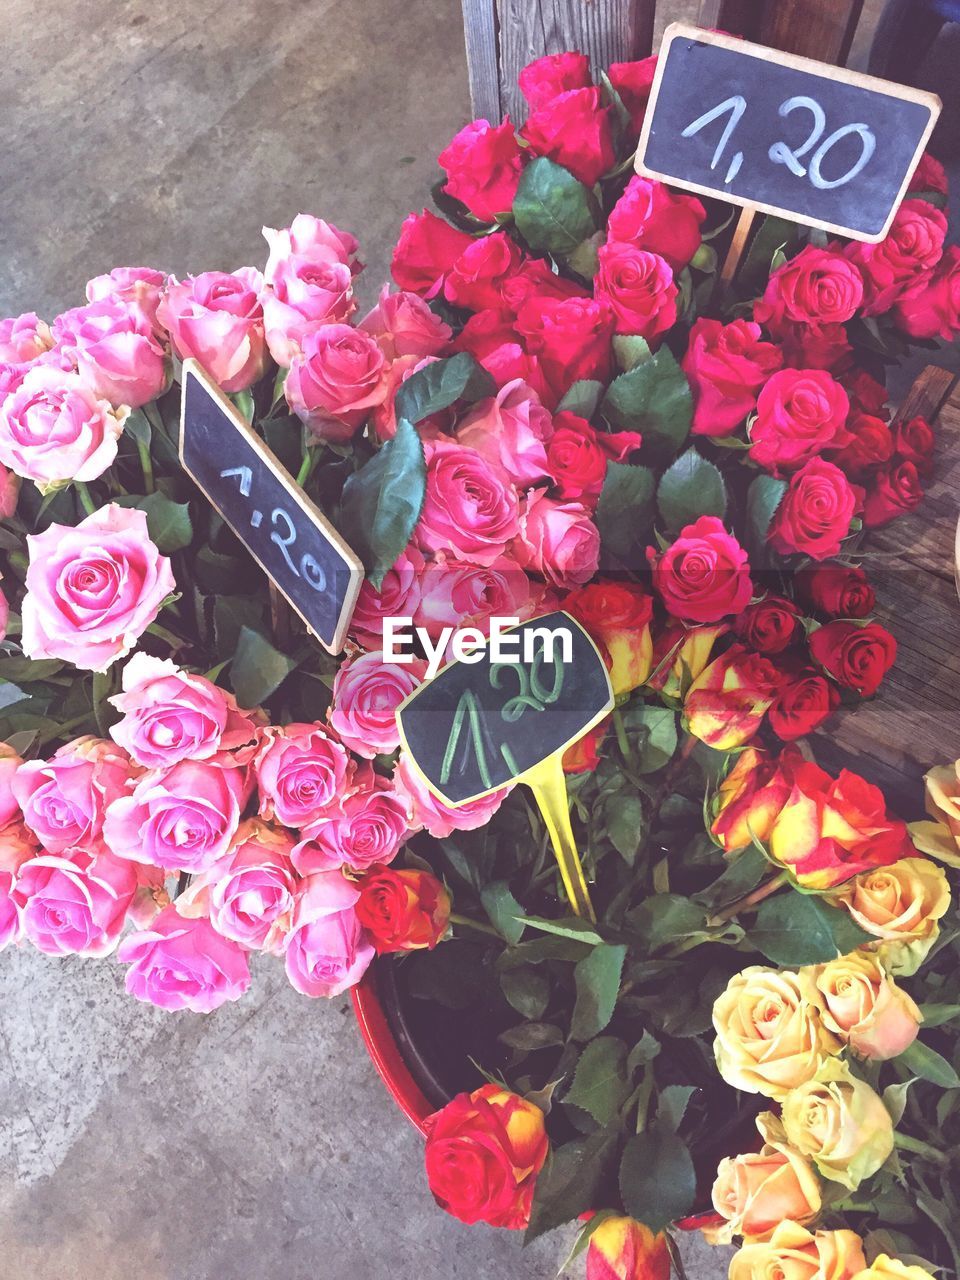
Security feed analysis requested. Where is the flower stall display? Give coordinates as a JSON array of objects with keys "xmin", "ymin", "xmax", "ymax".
[{"xmin": 1, "ymin": 38, "xmax": 960, "ymax": 1280}]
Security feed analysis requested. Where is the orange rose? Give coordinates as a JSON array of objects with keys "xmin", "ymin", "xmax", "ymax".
[
  {"xmin": 565, "ymin": 579, "xmax": 654, "ymax": 696},
  {"xmin": 729, "ymin": 1221, "xmax": 866, "ymax": 1280},
  {"xmin": 562, "ymin": 715, "xmax": 610, "ymax": 774},
  {"xmin": 802, "ymin": 951, "xmax": 922, "ymax": 1061},
  {"xmin": 832, "ymin": 857, "xmax": 950, "ymax": 975},
  {"xmin": 684, "ymin": 644, "xmax": 780, "ymax": 750},
  {"xmin": 586, "ymin": 1216, "xmax": 671, "ymax": 1280},
  {"xmin": 355, "ymin": 866, "xmax": 451, "ymax": 953},
  {"xmin": 708, "ymin": 1115, "xmax": 822, "ymax": 1245},
  {"xmin": 712, "ymin": 747, "xmax": 791, "ymax": 852}
]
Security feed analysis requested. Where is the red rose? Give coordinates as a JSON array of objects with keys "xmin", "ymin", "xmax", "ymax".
[
  {"xmin": 828, "ymin": 409, "xmax": 894, "ymax": 478},
  {"xmin": 438, "ymin": 118, "xmax": 525, "ymax": 223},
  {"xmin": 546, "ymin": 411, "xmax": 641, "ymax": 503},
  {"xmin": 768, "ymin": 671, "xmax": 840, "ymax": 741},
  {"xmin": 607, "ymin": 176, "xmax": 706, "ymax": 272},
  {"xmin": 455, "ymin": 309, "xmax": 551, "ymax": 403},
  {"xmin": 594, "ymin": 243, "xmax": 677, "ymax": 341},
  {"xmin": 893, "ymin": 414, "xmax": 935, "ymax": 478},
  {"xmin": 908, "ymin": 150, "xmax": 948, "ymax": 196},
  {"xmin": 862, "ymin": 459, "xmax": 924, "ymax": 528},
  {"xmin": 893, "ymin": 245, "xmax": 960, "ymax": 341},
  {"xmin": 423, "ymin": 1084, "xmax": 549, "ymax": 1229},
  {"xmin": 515, "ymin": 295, "xmax": 614, "ymax": 403},
  {"xmin": 809, "ymin": 620, "xmax": 897, "ymax": 696},
  {"xmin": 520, "ymin": 87, "xmax": 615, "ymax": 187},
  {"xmin": 750, "ymin": 368, "xmax": 851, "ymax": 474},
  {"xmin": 682, "ymin": 317, "xmax": 783, "ymax": 437},
  {"xmin": 356, "ymin": 866, "xmax": 451, "ymax": 954},
  {"xmin": 444, "ymin": 231, "xmax": 525, "ymax": 311},
  {"xmin": 756, "ymin": 245, "xmax": 864, "ymax": 329},
  {"xmin": 518, "ymin": 51, "xmax": 592, "ymax": 111},
  {"xmin": 648, "ymin": 516, "xmax": 753, "ymax": 623},
  {"xmin": 608, "ymin": 57, "xmax": 658, "ymax": 134},
  {"xmin": 796, "ymin": 562, "xmax": 875, "ymax": 619},
  {"xmin": 844, "ymin": 369, "xmax": 889, "ymax": 418},
  {"xmin": 844, "ymin": 199, "xmax": 947, "ymax": 315},
  {"xmin": 768, "ymin": 458, "xmax": 860, "ymax": 561},
  {"xmin": 565, "ymin": 578, "xmax": 654, "ymax": 694},
  {"xmin": 499, "ymin": 257, "xmax": 588, "ymax": 314},
  {"xmin": 392, "ymin": 210, "xmax": 475, "ymax": 298},
  {"xmin": 734, "ymin": 595, "xmax": 802, "ymax": 654}
]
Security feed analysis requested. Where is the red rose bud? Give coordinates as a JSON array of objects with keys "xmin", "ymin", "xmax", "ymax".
[
  {"xmin": 606, "ymin": 176, "xmax": 706, "ymax": 272},
  {"xmin": 565, "ymin": 579, "xmax": 654, "ymax": 695},
  {"xmin": 518, "ymin": 51, "xmax": 592, "ymax": 112},
  {"xmin": 546, "ymin": 412, "xmax": 642, "ymax": 505},
  {"xmin": 796, "ymin": 562, "xmax": 875, "ymax": 619},
  {"xmin": 444, "ymin": 232, "xmax": 524, "ymax": 312},
  {"xmin": 809, "ymin": 621, "xmax": 896, "ymax": 697},
  {"xmin": 734, "ymin": 595, "xmax": 802, "ymax": 654},
  {"xmin": 520, "ymin": 86, "xmax": 616, "ymax": 187},
  {"xmin": 355, "ymin": 867, "xmax": 450, "ymax": 954},
  {"xmin": 516, "ymin": 295, "xmax": 614, "ymax": 403},
  {"xmin": 755, "ymin": 244, "xmax": 864, "ymax": 331},
  {"xmin": 682, "ymin": 317, "xmax": 782, "ymax": 438},
  {"xmin": 594, "ymin": 243, "xmax": 678, "ymax": 342},
  {"xmin": 712, "ymin": 747, "xmax": 790, "ymax": 851},
  {"xmin": 893, "ymin": 244, "xmax": 960, "ymax": 342},
  {"xmin": 586, "ymin": 1216, "xmax": 671, "ymax": 1280},
  {"xmin": 844, "ymin": 198, "xmax": 947, "ymax": 316},
  {"xmin": 648, "ymin": 516, "xmax": 753, "ymax": 624},
  {"xmin": 391, "ymin": 210, "xmax": 475, "ymax": 299},
  {"xmin": 768, "ymin": 671, "xmax": 841, "ymax": 741},
  {"xmin": 454, "ymin": 308, "xmax": 551, "ymax": 404},
  {"xmin": 844, "ymin": 368, "xmax": 890, "ymax": 418},
  {"xmin": 438, "ymin": 118, "xmax": 525, "ymax": 224},
  {"xmin": 908, "ymin": 149, "xmax": 948, "ymax": 195},
  {"xmin": 892, "ymin": 415, "xmax": 935, "ymax": 478},
  {"xmin": 684, "ymin": 644, "xmax": 781, "ymax": 750},
  {"xmin": 862, "ymin": 459, "xmax": 924, "ymax": 528},
  {"xmin": 607, "ymin": 58, "xmax": 659, "ymax": 135},
  {"xmin": 828, "ymin": 410, "xmax": 894, "ymax": 479},
  {"xmin": 749, "ymin": 368, "xmax": 851, "ymax": 474},
  {"xmin": 768, "ymin": 459, "xmax": 860, "ymax": 562},
  {"xmin": 423, "ymin": 1084, "xmax": 549, "ymax": 1229}
]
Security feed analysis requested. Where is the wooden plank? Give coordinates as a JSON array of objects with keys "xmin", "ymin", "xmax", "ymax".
[
  {"xmin": 494, "ymin": 0, "xmax": 656, "ymax": 123},
  {"xmin": 461, "ymin": 0, "xmax": 502, "ymax": 124},
  {"xmin": 699, "ymin": 0, "xmax": 865, "ymax": 65},
  {"xmin": 813, "ymin": 369, "xmax": 960, "ymax": 816}
]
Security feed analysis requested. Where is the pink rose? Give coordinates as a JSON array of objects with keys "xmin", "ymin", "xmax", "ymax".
[
  {"xmin": 438, "ymin": 118, "xmax": 525, "ymax": 223},
  {"xmin": 329, "ymin": 651, "xmax": 428, "ymax": 758},
  {"xmin": 262, "ymin": 252, "xmax": 355, "ymax": 368},
  {"xmin": 70, "ymin": 298, "xmax": 168, "ymax": 408},
  {"xmin": 109, "ymin": 653, "xmax": 260, "ymax": 769},
  {"xmin": 0, "ymin": 742, "xmax": 23, "ymax": 826},
  {"xmin": 518, "ymin": 52, "xmax": 592, "ymax": 112},
  {"xmin": 394, "ymin": 753, "xmax": 511, "ymax": 838},
  {"xmin": 16, "ymin": 847, "xmax": 137, "ymax": 956},
  {"xmin": 0, "ymin": 464, "xmax": 20, "ymax": 519},
  {"xmin": 13, "ymin": 737, "xmax": 139, "ymax": 854},
  {"xmin": 156, "ymin": 268, "xmax": 266, "ymax": 392},
  {"xmin": 349, "ymin": 544, "xmax": 425, "ymax": 650},
  {"xmin": 262, "ymin": 214, "xmax": 361, "ymax": 284},
  {"xmin": 683, "ymin": 318, "xmax": 784, "ymax": 437},
  {"xmin": 0, "ymin": 313, "xmax": 53, "ymax": 364},
  {"xmin": 255, "ymin": 722, "xmax": 354, "ymax": 827},
  {"xmin": 844, "ymin": 199, "xmax": 947, "ymax": 315},
  {"xmin": 416, "ymin": 439, "xmax": 520, "ymax": 566},
  {"xmin": 21, "ymin": 505, "xmax": 176, "ymax": 672},
  {"xmin": 607, "ymin": 176, "xmax": 706, "ymax": 271},
  {"xmin": 517, "ymin": 489, "xmax": 600, "ymax": 587},
  {"xmin": 359, "ymin": 286, "xmax": 452, "ymax": 361},
  {"xmin": 0, "ymin": 365, "xmax": 127, "ymax": 489},
  {"xmin": 416, "ymin": 554, "xmax": 534, "ymax": 640},
  {"xmin": 103, "ymin": 760, "xmax": 246, "ymax": 873},
  {"xmin": 285, "ymin": 323, "xmax": 388, "ymax": 442},
  {"xmin": 769, "ymin": 459, "xmax": 860, "ymax": 561},
  {"xmin": 293, "ymin": 767, "xmax": 409, "ymax": 874},
  {"xmin": 647, "ymin": 516, "xmax": 753, "ymax": 623},
  {"xmin": 456, "ymin": 379, "xmax": 553, "ymax": 487},
  {"xmin": 118, "ymin": 905, "xmax": 251, "ymax": 1012},
  {"xmin": 594, "ymin": 243, "xmax": 678, "ymax": 341},
  {"xmin": 283, "ymin": 871, "xmax": 374, "ymax": 998},
  {"xmin": 893, "ymin": 245, "xmax": 960, "ymax": 341},
  {"xmin": 750, "ymin": 369, "xmax": 851, "ymax": 474},
  {"xmin": 86, "ymin": 267, "xmax": 167, "ymax": 332}
]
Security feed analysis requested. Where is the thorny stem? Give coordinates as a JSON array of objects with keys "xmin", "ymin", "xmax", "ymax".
[{"xmin": 708, "ymin": 871, "xmax": 790, "ymax": 925}]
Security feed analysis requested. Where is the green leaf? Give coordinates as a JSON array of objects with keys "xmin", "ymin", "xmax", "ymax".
[
  {"xmin": 394, "ymin": 352, "xmax": 494, "ymax": 426},
  {"xmin": 519, "ymin": 916, "xmax": 604, "ymax": 945},
  {"xmin": 566, "ymin": 231, "xmax": 602, "ymax": 279},
  {"xmin": 499, "ymin": 1022, "xmax": 563, "ymax": 1051},
  {"xmin": 571, "ymin": 943, "xmax": 626, "ymax": 1041},
  {"xmin": 0, "ymin": 657, "xmax": 64, "ymax": 683},
  {"xmin": 748, "ymin": 891, "xmax": 875, "ymax": 966},
  {"xmin": 500, "ymin": 967, "xmax": 551, "ymax": 1020},
  {"xmin": 658, "ymin": 1084, "xmax": 697, "ymax": 1131},
  {"xmin": 656, "ymin": 448, "xmax": 727, "ymax": 534},
  {"xmin": 524, "ymin": 1130, "xmax": 619, "ymax": 1245},
  {"xmin": 565, "ymin": 1036, "xmax": 631, "ymax": 1126},
  {"xmin": 897, "ymin": 1040, "xmax": 960, "ymax": 1089},
  {"xmin": 626, "ymin": 703, "xmax": 678, "ymax": 775},
  {"xmin": 627, "ymin": 895, "xmax": 707, "ymax": 954},
  {"xmin": 917, "ymin": 1002, "xmax": 960, "ymax": 1028},
  {"xmin": 113, "ymin": 491, "xmax": 193, "ymax": 553},
  {"xmin": 739, "ymin": 216, "xmax": 797, "ymax": 294},
  {"xmin": 557, "ymin": 379, "xmax": 604, "ymax": 420},
  {"xmin": 513, "ymin": 156, "xmax": 599, "ymax": 255},
  {"xmin": 613, "ymin": 335, "xmax": 652, "ymax": 373},
  {"xmin": 620, "ymin": 1123, "xmax": 697, "ymax": 1232},
  {"xmin": 745, "ymin": 474, "xmax": 787, "ymax": 558},
  {"xmin": 481, "ymin": 881, "xmax": 526, "ymax": 944},
  {"xmin": 601, "ymin": 345, "xmax": 692, "ymax": 458},
  {"xmin": 124, "ymin": 408, "xmax": 152, "ymax": 447},
  {"xmin": 595, "ymin": 462, "xmax": 656, "ymax": 563},
  {"xmin": 882, "ymin": 1079, "xmax": 915, "ymax": 1126},
  {"xmin": 340, "ymin": 417, "xmax": 426, "ymax": 590},
  {"xmin": 606, "ymin": 792, "xmax": 646, "ymax": 864},
  {"xmin": 693, "ymin": 846, "xmax": 770, "ymax": 913},
  {"xmin": 229, "ymin": 625, "xmax": 297, "ymax": 707},
  {"xmin": 627, "ymin": 1031, "xmax": 661, "ymax": 1074}
]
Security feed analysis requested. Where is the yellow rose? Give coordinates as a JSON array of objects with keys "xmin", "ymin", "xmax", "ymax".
[
  {"xmin": 729, "ymin": 1220, "xmax": 866, "ymax": 1280},
  {"xmin": 650, "ymin": 622, "xmax": 727, "ymax": 699},
  {"xmin": 781, "ymin": 1059, "xmax": 893, "ymax": 1191},
  {"xmin": 708, "ymin": 1114, "xmax": 822, "ymax": 1245},
  {"xmin": 586, "ymin": 1216, "xmax": 670, "ymax": 1280},
  {"xmin": 909, "ymin": 760, "xmax": 960, "ymax": 867},
  {"xmin": 713, "ymin": 967, "xmax": 840, "ymax": 1100},
  {"xmin": 802, "ymin": 952, "xmax": 922, "ymax": 1061},
  {"xmin": 850, "ymin": 1257, "xmax": 937, "ymax": 1280},
  {"xmin": 832, "ymin": 857, "xmax": 950, "ymax": 976}
]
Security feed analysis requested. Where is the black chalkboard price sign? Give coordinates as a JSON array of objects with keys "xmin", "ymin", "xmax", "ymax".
[
  {"xmin": 637, "ymin": 23, "xmax": 941, "ymax": 242},
  {"xmin": 179, "ymin": 360, "xmax": 363, "ymax": 654},
  {"xmin": 397, "ymin": 611, "xmax": 614, "ymax": 920}
]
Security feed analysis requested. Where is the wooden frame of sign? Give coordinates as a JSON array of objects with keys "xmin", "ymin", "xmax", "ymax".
[
  {"xmin": 636, "ymin": 22, "xmax": 942, "ymax": 244},
  {"xmin": 178, "ymin": 359, "xmax": 364, "ymax": 655}
]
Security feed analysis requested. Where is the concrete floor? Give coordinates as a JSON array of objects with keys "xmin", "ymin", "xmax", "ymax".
[{"xmin": 0, "ymin": 1, "xmax": 955, "ymax": 1277}]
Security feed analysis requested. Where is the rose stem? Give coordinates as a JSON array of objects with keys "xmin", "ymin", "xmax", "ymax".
[
  {"xmin": 894, "ymin": 1133, "xmax": 950, "ymax": 1166},
  {"xmin": 449, "ymin": 913, "xmax": 501, "ymax": 939},
  {"xmin": 707, "ymin": 870, "xmax": 790, "ymax": 926}
]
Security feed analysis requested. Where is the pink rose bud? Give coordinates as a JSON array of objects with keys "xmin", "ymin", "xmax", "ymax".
[
  {"xmin": 284, "ymin": 323, "xmax": 389, "ymax": 442},
  {"xmin": 416, "ymin": 438, "xmax": 521, "ymax": 567},
  {"xmin": 0, "ymin": 312, "xmax": 54, "ymax": 364},
  {"xmin": 393, "ymin": 753, "xmax": 511, "ymax": 839},
  {"xmin": 255, "ymin": 722, "xmax": 354, "ymax": 828},
  {"xmin": 118, "ymin": 905, "xmax": 251, "ymax": 1012},
  {"xmin": 456, "ymin": 378, "xmax": 554, "ymax": 488},
  {"xmin": 358, "ymin": 285, "xmax": 452, "ymax": 362},
  {"xmin": 517, "ymin": 488, "xmax": 600, "ymax": 587},
  {"xmin": 156, "ymin": 268, "xmax": 266, "ymax": 393},
  {"xmin": 0, "ymin": 365, "xmax": 128, "ymax": 490},
  {"xmin": 85, "ymin": 266, "xmax": 167, "ymax": 333},
  {"xmin": 283, "ymin": 871, "xmax": 375, "ymax": 998},
  {"xmin": 13, "ymin": 737, "xmax": 139, "ymax": 854},
  {"xmin": 349, "ymin": 544, "xmax": 426, "ymax": 651},
  {"xmin": 329, "ymin": 651, "xmax": 428, "ymax": 759},
  {"xmin": 16, "ymin": 847, "xmax": 137, "ymax": 956},
  {"xmin": 415, "ymin": 553, "xmax": 533, "ymax": 641},
  {"xmin": 70, "ymin": 298, "xmax": 168, "ymax": 408},
  {"xmin": 292, "ymin": 766, "xmax": 409, "ymax": 874},
  {"xmin": 21, "ymin": 504, "xmax": 176, "ymax": 672},
  {"xmin": 263, "ymin": 214, "xmax": 361, "ymax": 285}
]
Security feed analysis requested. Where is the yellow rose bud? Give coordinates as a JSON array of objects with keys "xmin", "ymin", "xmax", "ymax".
[
  {"xmin": 586, "ymin": 1216, "xmax": 670, "ymax": 1280},
  {"xmin": 729, "ymin": 1220, "xmax": 866, "ymax": 1280},
  {"xmin": 712, "ymin": 747, "xmax": 790, "ymax": 852},
  {"xmin": 708, "ymin": 1114, "xmax": 822, "ymax": 1245},
  {"xmin": 909, "ymin": 760, "xmax": 960, "ymax": 867},
  {"xmin": 781, "ymin": 1059, "xmax": 893, "ymax": 1191},
  {"xmin": 713, "ymin": 967, "xmax": 840, "ymax": 1101},
  {"xmin": 832, "ymin": 857, "xmax": 950, "ymax": 976},
  {"xmin": 850, "ymin": 1256, "xmax": 937, "ymax": 1280},
  {"xmin": 802, "ymin": 952, "xmax": 922, "ymax": 1061},
  {"xmin": 685, "ymin": 646, "xmax": 779, "ymax": 751},
  {"xmin": 649, "ymin": 622, "xmax": 727, "ymax": 699}
]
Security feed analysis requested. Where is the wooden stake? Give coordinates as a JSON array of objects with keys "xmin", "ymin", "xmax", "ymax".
[{"xmin": 718, "ymin": 206, "xmax": 757, "ymax": 293}]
